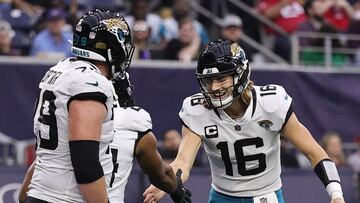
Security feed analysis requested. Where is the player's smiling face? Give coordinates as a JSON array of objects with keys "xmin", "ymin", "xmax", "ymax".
[{"xmin": 203, "ymin": 73, "xmax": 234, "ymax": 100}]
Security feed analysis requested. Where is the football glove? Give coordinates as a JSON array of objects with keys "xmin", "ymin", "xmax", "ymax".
[{"xmin": 170, "ymin": 169, "xmax": 192, "ymax": 203}]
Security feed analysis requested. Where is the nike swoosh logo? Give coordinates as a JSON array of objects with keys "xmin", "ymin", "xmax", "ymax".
[{"xmin": 85, "ymin": 81, "xmax": 99, "ymax": 86}]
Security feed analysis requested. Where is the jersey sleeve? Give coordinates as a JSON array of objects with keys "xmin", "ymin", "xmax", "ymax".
[
  {"xmin": 55, "ymin": 62, "xmax": 113, "ymax": 110},
  {"xmin": 114, "ymin": 106, "xmax": 152, "ymax": 133},
  {"xmin": 131, "ymin": 107, "xmax": 152, "ymax": 132},
  {"xmin": 258, "ymin": 85, "xmax": 293, "ymax": 131},
  {"xmin": 179, "ymin": 94, "xmax": 207, "ymax": 137}
]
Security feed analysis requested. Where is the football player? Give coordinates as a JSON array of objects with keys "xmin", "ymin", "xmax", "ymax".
[
  {"xmin": 20, "ymin": 73, "xmax": 192, "ymax": 203},
  {"xmin": 108, "ymin": 73, "xmax": 191, "ymax": 203},
  {"xmin": 23, "ymin": 10, "xmax": 134, "ymax": 203},
  {"xmin": 143, "ymin": 39, "xmax": 345, "ymax": 203},
  {"xmin": 20, "ymin": 9, "xmax": 191, "ymax": 203}
]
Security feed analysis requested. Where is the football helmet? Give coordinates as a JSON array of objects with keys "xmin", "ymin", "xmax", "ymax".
[
  {"xmin": 113, "ymin": 71, "xmax": 135, "ymax": 107},
  {"xmin": 196, "ymin": 39, "xmax": 250, "ymax": 109},
  {"xmin": 71, "ymin": 9, "xmax": 134, "ymax": 78}
]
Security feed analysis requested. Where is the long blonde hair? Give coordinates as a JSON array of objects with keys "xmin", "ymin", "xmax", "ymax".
[{"xmin": 241, "ymin": 80, "xmax": 254, "ymax": 105}]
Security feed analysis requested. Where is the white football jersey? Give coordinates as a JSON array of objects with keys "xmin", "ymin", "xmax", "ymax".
[
  {"xmin": 29, "ymin": 58, "xmax": 115, "ymax": 202},
  {"xmin": 179, "ymin": 85, "xmax": 293, "ymax": 197},
  {"xmin": 108, "ymin": 106, "xmax": 152, "ymax": 203}
]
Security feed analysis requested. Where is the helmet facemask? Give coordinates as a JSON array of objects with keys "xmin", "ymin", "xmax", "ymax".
[
  {"xmin": 104, "ymin": 20, "xmax": 135, "ymax": 77},
  {"xmin": 113, "ymin": 71, "xmax": 135, "ymax": 107}
]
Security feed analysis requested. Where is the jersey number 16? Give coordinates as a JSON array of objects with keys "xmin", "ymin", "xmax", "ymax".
[{"xmin": 217, "ymin": 137, "xmax": 266, "ymax": 176}]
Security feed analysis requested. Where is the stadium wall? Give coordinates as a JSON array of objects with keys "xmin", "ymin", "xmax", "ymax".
[
  {"xmin": 0, "ymin": 165, "xmax": 356, "ymax": 202},
  {"xmin": 0, "ymin": 60, "xmax": 360, "ymax": 142}
]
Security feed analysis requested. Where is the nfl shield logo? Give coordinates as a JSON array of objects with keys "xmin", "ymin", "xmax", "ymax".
[
  {"xmin": 89, "ymin": 32, "xmax": 96, "ymax": 39},
  {"xmin": 75, "ymin": 25, "xmax": 82, "ymax": 32},
  {"xmin": 260, "ymin": 198, "xmax": 268, "ymax": 203}
]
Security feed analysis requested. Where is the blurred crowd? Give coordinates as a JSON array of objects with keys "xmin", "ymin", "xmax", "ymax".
[
  {"xmin": 281, "ymin": 131, "xmax": 360, "ymax": 172},
  {"xmin": 0, "ymin": 0, "xmax": 359, "ymax": 66}
]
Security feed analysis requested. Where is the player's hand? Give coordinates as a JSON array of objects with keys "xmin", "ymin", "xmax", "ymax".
[
  {"xmin": 143, "ymin": 184, "xmax": 166, "ymax": 203},
  {"xmin": 170, "ymin": 169, "xmax": 192, "ymax": 203},
  {"xmin": 331, "ymin": 198, "xmax": 345, "ymax": 203}
]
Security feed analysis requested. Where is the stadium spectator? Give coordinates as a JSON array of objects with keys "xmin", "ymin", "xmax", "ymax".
[
  {"xmin": 159, "ymin": 129, "xmax": 182, "ymax": 163},
  {"xmin": 131, "ymin": 20, "xmax": 155, "ymax": 60},
  {"xmin": 163, "ymin": 17, "xmax": 201, "ymax": 62},
  {"xmin": 346, "ymin": 0, "xmax": 360, "ymax": 65},
  {"xmin": 226, "ymin": 0, "xmax": 261, "ymax": 43},
  {"xmin": 161, "ymin": 0, "xmax": 209, "ymax": 45},
  {"xmin": 219, "ymin": 14, "xmax": 256, "ymax": 61},
  {"xmin": 125, "ymin": 0, "xmax": 168, "ymax": 48},
  {"xmin": 298, "ymin": 0, "xmax": 348, "ymax": 66},
  {"xmin": 0, "ymin": 20, "xmax": 20, "ymax": 56},
  {"xmin": 30, "ymin": 8, "xmax": 72, "ymax": 59},
  {"xmin": 10, "ymin": 0, "xmax": 44, "ymax": 18},
  {"xmin": 318, "ymin": 0, "xmax": 354, "ymax": 32},
  {"xmin": 144, "ymin": 39, "xmax": 345, "ymax": 203},
  {"xmin": 348, "ymin": 136, "xmax": 360, "ymax": 172},
  {"xmin": 321, "ymin": 132, "xmax": 348, "ymax": 167},
  {"xmin": 256, "ymin": 0, "xmax": 306, "ymax": 61}
]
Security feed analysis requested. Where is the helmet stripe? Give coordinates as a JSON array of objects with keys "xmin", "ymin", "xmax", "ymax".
[{"xmin": 71, "ymin": 46, "xmax": 106, "ymax": 62}]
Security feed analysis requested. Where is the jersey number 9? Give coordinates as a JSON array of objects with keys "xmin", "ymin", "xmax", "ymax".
[{"xmin": 36, "ymin": 90, "xmax": 58, "ymax": 150}]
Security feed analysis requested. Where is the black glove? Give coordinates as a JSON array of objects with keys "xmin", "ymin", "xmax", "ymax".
[{"xmin": 170, "ymin": 169, "xmax": 192, "ymax": 203}]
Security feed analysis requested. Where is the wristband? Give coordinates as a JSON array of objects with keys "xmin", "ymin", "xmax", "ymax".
[
  {"xmin": 314, "ymin": 159, "xmax": 344, "ymax": 200},
  {"xmin": 326, "ymin": 182, "xmax": 344, "ymax": 200}
]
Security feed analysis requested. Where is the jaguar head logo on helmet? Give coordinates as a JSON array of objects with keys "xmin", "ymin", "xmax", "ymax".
[
  {"xmin": 196, "ymin": 39, "xmax": 251, "ymax": 111},
  {"xmin": 71, "ymin": 9, "xmax": 135, "ymax": 79}
]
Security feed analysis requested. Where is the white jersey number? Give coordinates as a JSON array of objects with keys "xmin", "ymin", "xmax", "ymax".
[
  {"xmin": 216, "ymin": 137, "xmax": 266, "ymax": 176},
  {"xmin": 37, "ymin": 90, "xmax": 58, "ymax": 150}
]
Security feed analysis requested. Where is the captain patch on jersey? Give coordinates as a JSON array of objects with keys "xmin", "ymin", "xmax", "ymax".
[{"xmin": 179, "ymin": 84, "xmax": 293, "ymax": 197}]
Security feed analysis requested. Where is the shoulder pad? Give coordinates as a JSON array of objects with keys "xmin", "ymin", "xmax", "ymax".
[
  {"xmin": 179, "ymin": 93, "xmax": 208, "ymax": 129},
  {"xmin": 180, "ymin": 93, "xmax": 207, "ymax": 117},
  {"xmin": 54, "ymin": 60, "xmax": 113, "ymax": 98},
  {"xmin": 114, "ymin": 106, "xmax": 152, "ymax": 132},
  {"xmin": 255, "ymin": 84, "xmax": 292, "ymax": 113}
]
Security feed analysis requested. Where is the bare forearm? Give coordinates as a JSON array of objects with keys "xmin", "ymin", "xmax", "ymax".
[
  {"xmin": 79, "ymin": 177, "xmax": 108, "ymax": 203},
  {"xmin": 148, "ymin": 164, "xmax": 177, "ymax": 194},
  {"xmin": 170, "ymin": 156, "xmax": 192, "ymax": 183},
  {"xmin": 169, "ymin": 126, "xmax": 202, "ymax": 183},
  {"xmin": 304, "ymin": 145, "xmax": 329, "ymax": 168}
]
